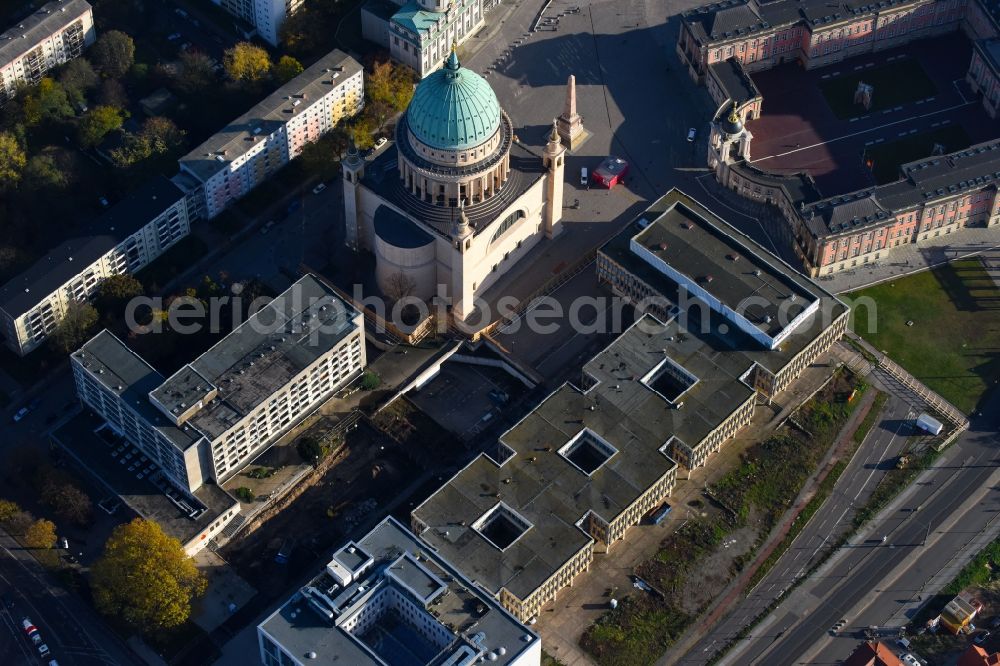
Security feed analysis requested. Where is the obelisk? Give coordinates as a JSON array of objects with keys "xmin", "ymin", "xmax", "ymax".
[{"xmin": 556, "ymin": 74, "xmax": 588, "ymax": 151}]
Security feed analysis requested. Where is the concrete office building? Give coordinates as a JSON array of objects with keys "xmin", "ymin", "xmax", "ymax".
[
  {"xmin": 71, "ymin": 274, "xmax": 366, "ymax": 494},
  {"xmin": 967, "ymin": 38, "xmax": 1000, "ymax": 117},
  {"xmin": 0, "ymin": 0, "xmax": 95, "ymax": 99},
  {"xmin": 413, "ymin": 192, "xmax": 847, "ymax": 623},
  {"xmin": 361, "ymin": 0, "xmax": 484, "ymax": 78},
  {"xmin": 344, "ymin": 50, "xmax": 565, "ymax": 320},
  {"xmin": 0, "ymin": 176, "xmax": 190, "ymax": 356},
  {"xmin": 178, "ymin": 50, "xmax": 363, "ymax": 219},
  {"xmin": 258, "ymin": 517, "xmax": 541, "ymax": 666},
  {"xmin": 211, "ymin": 0, "xmax": 303, "ymax": 46}
]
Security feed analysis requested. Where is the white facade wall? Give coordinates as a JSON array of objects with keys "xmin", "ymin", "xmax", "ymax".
[
  {"xmin": 0, "ymin": 0, "xmax": 95, "ymax": 98},
  {"xmin": 71, "ymin": 360, "xmax": 200, "ymax": 491},
  {"xmin": 185, "ymin": 66, "xmax": 363, "ymax": 219},
  {"xmin": 209, "ymin": 320, "xmax": 365, "ymax": 480},
  {"xmin": 1, "ymin": 196, "xmax": 190, "ymax": 355},
  {"xmin": 213, "ymin": 0, "xmax": 304, "ymax": 45},
  {"xmin": 389, "ymin": 0, "xmax": 484, "ymax": 78}
]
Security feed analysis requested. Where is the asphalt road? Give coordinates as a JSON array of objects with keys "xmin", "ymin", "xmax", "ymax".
[
  {"xmin": 0, "ymin": 533, "xmax": 138, "ymax": 666},
  {"xmin": 678, "ymin": 378, "xmax": 921, "ymax": 663},
  {"xmin": 723, "ymin": 386, "xmax": 1000, "ymax": 665}
]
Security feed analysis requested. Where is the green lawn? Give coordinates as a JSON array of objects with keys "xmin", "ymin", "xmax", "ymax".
[
  {"xmin": 849, "ymin": 258, "xmax": 1000, "ymax": 413},
  {"xmin": 820, "ymin": 58, "xmax": 937, "ymax": 119},
  {"xmin": 864, "ymin": 125, "xmax": 971, "ymax": 184}
]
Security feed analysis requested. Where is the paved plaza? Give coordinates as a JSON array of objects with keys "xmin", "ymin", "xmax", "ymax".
[{"xmin": 747, "ymin": 34, "xmax": 996, "ymax": 195}]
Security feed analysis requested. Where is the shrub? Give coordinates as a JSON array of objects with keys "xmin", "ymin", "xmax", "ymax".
[{"xmin": 234, "ymin": 487, "xmax": 254, "ymax": 503}]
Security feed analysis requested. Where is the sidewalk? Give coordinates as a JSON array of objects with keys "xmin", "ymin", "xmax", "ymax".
[
  {"xmin": 660, "ymin": 377, "xmax": 879, "ymax": 665},
  {"xmin": 823, "ymin": 226, "xmax": 1000, "ymax": 295}
]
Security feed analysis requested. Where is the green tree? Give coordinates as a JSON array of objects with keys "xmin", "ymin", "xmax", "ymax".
[
  {"xmin": 23, "ymin": 78, "xmax": 73, "ymax": 125},
  {"xmin": 24, "ymin": 154, "xmax": 67, "ymax": 190},
  {"xmin": 297, "ymin": 436, "xmax": 323, "ymax": 463},
  {"xmin": 50, "ymin": 301, "xmax": 98, "ymax": 354},
  {"xmin": 0, "ymin": 499, "xmax": 21, "ymax": 523},
  {"xmin": 223, "ymin": 42, "xmax": 271, "ymax": 83},
  {"xmin": 273, "ymin": 55, "xmax": 303, "ymax": 83},
  {"xmin": 78, "ymin": 105, "xmax": 128, "ymax": 148},
  {"xmin": 175, "ymin": 50, "xmax": 215, "ymax": 94},
  {"xmin": 58, "ymin": 58, "xmax": 98, "ymax": 106},
  {"xmin": 348, "ymin": 114, "xmax": 375, "ymax": 149},
  {"xmin": 110, "ymin": 117, "xmax": 186, "ymax": 167},
  {"xmin": 234, "ymin": 487, "xmax": 254, "ymax": 503},
  {"xmin": 24, "ymin": 519, "xmax": 57, "ymax": 549},
  {"xmin": 361, "ymin": 371, "xmax": 381, "ymax": 390},
  {"xmin": 299, "ymin": 128, "xmax": 349, "ymax": 180},
  {"xmin": 98, "ymin": 78, "xmax": 128, "ymax": 108},
  {"xmin": 367, "ymin": 60, "xmax": 415, "ymax": 113},
  {"xmin": 0, "ymin": 132, "xmax": 26, "ymax": 188},
  {"xmin": 91, "ymin": 519, "xmax": 207, "ymax": 631},
  {"xmin": 96, "ymin": 274, "xmax": 143, "ymax": 312},
  {"xmin": 91, "ymin": 30, "xmax": 135, "ymax": 78}
]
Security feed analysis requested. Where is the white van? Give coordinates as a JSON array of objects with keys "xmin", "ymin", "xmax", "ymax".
[{"xmin": 580, "ymin": 167, "xmax": 588, "ymax": 185}]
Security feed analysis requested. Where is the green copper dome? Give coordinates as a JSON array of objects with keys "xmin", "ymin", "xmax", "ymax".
[{"xmin": 406, "ymin": 51, "xmax": 502, "ymax": 151}]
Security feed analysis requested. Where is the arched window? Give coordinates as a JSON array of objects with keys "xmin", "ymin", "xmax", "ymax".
[{"xmin": 491, "ymin": 209, "xmax": 526, "ymax": 244}]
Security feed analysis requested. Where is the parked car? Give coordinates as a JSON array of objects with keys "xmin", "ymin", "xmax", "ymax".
[
  {"xmin": 275, "ymin": 538, "xmax": 295, "ymax": 564},
  {"xmin": 687, "ymin": 127, "xmax": 697, "ymax": 142},
  {"xmin": 580, "ymin": 167, "xmax": 588, "ymax": 185},
  {"xmin": 900, "ymin": 654, "xmax": 919, "ymax": 666},
  {"xmin": 167, "ymin": 32, "xmax": 181, "ymax": 41},
  {"xmin": 12, "ymin": 407, "xmax": 29, "ymax": 422},
  {"xmin": 260, "ymin": 221, "xmax": 276, "ymax": 235},
  {"xmin": 312, "ymin": 183, "xmax": 327, "ymax": 195},
  {"xmin": 373, "ymin": 137, "xmax": 388, "ymax": 150},
  {"xmin": 976, "ymin": 631, "xmax": 991, "ymax": 645}
]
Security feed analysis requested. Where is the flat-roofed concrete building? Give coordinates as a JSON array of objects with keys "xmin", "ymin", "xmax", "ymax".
[
  {"xmin": 0, "ymin": 176, "xmax": 190, "ymax": 356},
  {"xmin": 598, "ymin": 189, "xmax": 849, "ymax": 398},
  {"xmin": 0, "ymin": 0, "xmax": 95, "ymax": 98},
  {"xmin": 258, "ymin": 517, "xmax": 541, "ymax": 666},
  {"xmin": 178, "ymin": 50, "xmax": 363, "ymax": 219},
  {"xmin": 71, "ymin": 275, "xmax": 366, "ymax": 495},
  {"xmin": 412, "ymin": 191, "xmax": 848, "ymax": 623}
]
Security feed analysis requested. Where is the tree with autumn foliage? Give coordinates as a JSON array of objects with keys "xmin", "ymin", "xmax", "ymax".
[{"xmin": 91, "ymin": 518, "xmax": 207, "ymax": 631}]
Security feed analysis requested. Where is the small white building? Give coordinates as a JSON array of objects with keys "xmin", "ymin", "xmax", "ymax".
[
  {"xmin": 361, "ymin": 0, "xmax": 484, "ymax": 78},
  {"xmin": 0, "ymin": 0, "xmax": 95, "ymax": 98},
  {"xmin": 178, "ymin": 49, "xmax": 363, "ymax": 220},
  {"xmin": 344, "ymin": 50, "xmax": 565, "ymax": 320},
  {"xmin": 0, "ymin": 176, "xmax": 191, "ymax": 356}
]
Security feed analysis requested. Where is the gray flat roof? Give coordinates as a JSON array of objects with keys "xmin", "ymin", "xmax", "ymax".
[
  {"xmin": 418, "ymin": 316, "xmax": 757, "ymax": 599},
  {"xmin": 73, "ymin": 330, "xmax": 199, "ymax": 451},
  {"xmin": 0, "ymin": 0, "xmax": 90, "ymax": 66},
  {"xmin": 599, "ymin": 189, "xmax": 847, "ymax": 373},
  {"xmin": 258, "ymin": 517, "xmax": 537, "ymax": 666},
  {"xmin": 631, "ymin": 199, "xmax": 818, "ymax": 338},
  {"xmin": 52, "ymin": 411, "xmax": 235, "ymax": 547},
  {"xmin": 709, "ymin": 57, "xmax": 761, "ymax": 105},
  {"xmin": 0, "ymin": 176, "xmax": 185, "ymax": 318},
  {"xmin": 179, "ymin": 50, "xmax": 361, "ymax": 182},
  {"xmin": 152, "ymin": 275, "xmax": 360, "ymax": 442}
]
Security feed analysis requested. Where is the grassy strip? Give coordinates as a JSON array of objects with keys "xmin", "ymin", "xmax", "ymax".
[
  {"xmin": 852, "ymin": 447, "xmax": 940, "ymax": 528},
  {"xmin": 744, "ymin": 391, "xmax": 887, "ymax": 592},
  {"xmin": 583, "ymin": 370, "xmax": 867, "ymax": 666}
]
